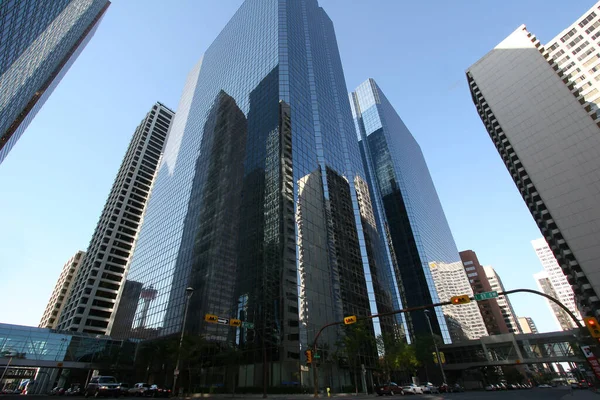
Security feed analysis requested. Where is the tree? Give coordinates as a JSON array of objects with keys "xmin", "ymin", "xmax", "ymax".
[
  {"xmin": 341, "ymin": 321, "xmax": 376, "ymax": 394},
  {"xmin": 376, "ymin": 333, "xmax": 418, "ymax": 383}
]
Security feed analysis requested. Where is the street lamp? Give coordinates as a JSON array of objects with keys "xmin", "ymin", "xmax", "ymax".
[
  {"xmin": 423, "ymin": 310, "xmax": 447, "ymax": 385},
  {"xmin": 173, "ymin": 287, "xmax": 194, "ymax": 396}
]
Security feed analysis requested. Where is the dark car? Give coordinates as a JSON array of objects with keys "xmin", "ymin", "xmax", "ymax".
[
  {"xmin": 147, "ymin": 385, "xmax": 171, "ymax": 398},
  {"xmin": 375, "ymin": 382, "xmax": 403, "ymax": 396},
  {"xmin": 117, "ymin": 384, "xmax": 130, "ymax": 396},
  {"xmin": 50, "ymin": 387, "xmax": 66, "ymax": 396},
  {"xmin": 85, "ymin": 376, "xmax": 120, "ymax": 398}
]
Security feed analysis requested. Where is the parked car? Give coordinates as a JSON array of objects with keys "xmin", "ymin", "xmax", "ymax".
[
  {"xmin": 375, "ymin": 382, "xmax": 403, "ymax": 396},
  {"xmin": 420, "ymin": 383, "xmax": 438, "ymax": 394},
  {"xmin": 402, "ymin": 384, "xmax": 423, "ymax": 395},
  {"xmin": 438, "ymin": 383, "xmax": 450, "ymax": 393},
  {"xmin": 452, "ymin": 383, "xmax": 465, "ymax": 392},
  {"xmin": 117, "ymin": 384, "xmax": 130, "ymax": 396},
  {"xmin": 85, "ymin": 376, "xmax": 120, "ymax": 398},
  {"xmin": 147, "ymin": 385, "xmax": 171, "ymax": 398},
  {"xmin": 50, "ymin": 387, "xmax": 66, "ymax": 396},
  {"xmin": 128, "ymin": 383, "xmax": 151, "ymax": 397},
  {"xmin": 66, "ymin": 384, "xmax": 83, "ymax": 396}
]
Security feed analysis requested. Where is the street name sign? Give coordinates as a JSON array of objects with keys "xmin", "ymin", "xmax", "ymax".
[{"xmin": 474, "ymin": 291, "xmax": 498, "ymax": 301}]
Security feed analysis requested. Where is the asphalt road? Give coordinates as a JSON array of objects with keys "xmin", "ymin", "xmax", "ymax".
[{"xmin": 0, "ymin": 389, "xmax": 597, "ymax": 400}]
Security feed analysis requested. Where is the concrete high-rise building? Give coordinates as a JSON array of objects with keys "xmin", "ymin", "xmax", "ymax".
[
  {"xmin": 545, "ymin": 2, "xmax": 600, "ymax": 114},
  {"xmin": 534, "ymin": 270, "xmax": 577, "ymax": 331},
  {"xmin": 483, "ymin": 266, "xmax": 522, "ymax": 334},
  {"xmin": 350, "ymin": 78, "xmax": 462, "ymax": 344},
  {"xmin": 428, "ymin": 261, "xmax": 488, "ymax": 341},
  {"xmin": 56, "ymin": 102, "xmax": 174, "ymax": 334},
  {"xmin": 518, "ymin": 316, "xmax": 539, "ymax": 334},
  {"xmin": 460, "ymin": 250, "xmax": 510, "ymax": 335},
  {"xmin": 112, "ymin": 1, "xmax": 398, "ymax": 390},
  {"xmin": 0, "ymin": 0, "xmax": 110, "ymax": 164},
  {"xmin": 39, "ymin": 251, "xmax": 85, "ymax": 329},
  {"xmin": 532, "ymin": 238, "xmax": 582, "ymax": 330},
  {"xmin": 466, "ymin": 3, "xmax": 600, "ymax": 317}
]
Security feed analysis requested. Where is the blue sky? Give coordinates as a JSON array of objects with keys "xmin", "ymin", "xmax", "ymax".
[{"xmin": 0, "ymin": 0, "xmax": 594, "ymax": 333}]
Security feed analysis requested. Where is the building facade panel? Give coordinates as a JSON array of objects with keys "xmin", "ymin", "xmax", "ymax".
[
  {"xmin": 460, "ymin": 250, "xmax": 510, "ymax": 335},
  {"xmin": 467, "ymin": 22, "xmax": 600, "ymax": 316},
  {"xmin": 351, "ymin": 78, "xmax": 475, "ymax": 344},
  {"xmin": 113, "ymin": 0, "xmax": 396, "ymax": 389},
  {"xmin": 532, "ymin": 238, "xmax": 582, "ymax": 330},
  {"xmin": 39, "ymin": 251, "xmax": 85, "ymax": 329},
  {"xmin": 0, "ymin": 0, "xmax": 110, "ymax": 164},
  {"xmin": 483, "ymin": 266, "xmax": 521, "ymax": 334}
]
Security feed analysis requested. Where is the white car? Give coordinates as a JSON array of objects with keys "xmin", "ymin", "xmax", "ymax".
[
  {"xmin": 421, "ymin": 383, "xmax": 439, "ymax": 394},
  {"xmin": 402, "ymin": 384, "xmax": 423, "ymax": 395}
]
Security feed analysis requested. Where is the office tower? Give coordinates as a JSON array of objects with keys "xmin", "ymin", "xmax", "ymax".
[
  {"xmin": 534, "ymin": 270, "xmax": 577, "ymax": 331},
  {"xmin": 532, "ymin": 238, "xmax": 582, "ymax": 330},
  {"xmin": 350, "ymin": 78, "xmax": 470, "ymax": 344},
  {"xmin": 460, "ymin": 250, "xmax": 511, "ymax": 335},
  {"xmin": 39, "ymin": 251, "xmax": 85, "ymax": 329},
  {"xmin": 55, "ymin": 102, "xmax": 174, "ymax": 334},
  {"xmin": 483, "ymin": 266, "xmax": 521, "ymax": 333},
  {"xmin": 0, "ymin": 0, "xmax": 110, "ymax": 164},
  {"xmin": 466, "ymin": 4, "xmax": 600, "ymax": 317},
  {"xmin": 545, "ymin": 3, "xmax": 600, "ymax": 114},
  {"xmin": 428, "ymin": 261, "xmax": 488, "ymax": 341},
  {"xmin": 113, "ymin": 0, "xmax": 397, "ymax": 389},
  {"xmin": 518, "ymin": 316, "xmax": 539, "ymax": 334}
]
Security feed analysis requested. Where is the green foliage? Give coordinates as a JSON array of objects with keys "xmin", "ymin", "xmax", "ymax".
[
  {"xmin": 342, "ymin": 321, "xmax": 376, "ymax": 368},
  {"xmin": 375, "ymin": 333, "xmax": 418, "ymax": 380}
]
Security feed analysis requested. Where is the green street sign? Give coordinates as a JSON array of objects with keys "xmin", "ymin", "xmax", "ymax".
[
  {"xmin": 314, "ymin": 354, "xmax": 321, "ymax": 359},
  {"xmin": 474, "ymin": 291, "xmax": 498, "ymax": 301},
  {"xmin": 241, "ymin": 322, "xmax": 255, "ymax": 329}
]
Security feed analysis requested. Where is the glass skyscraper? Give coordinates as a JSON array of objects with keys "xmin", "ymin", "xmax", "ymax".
[
  {"xmin": 0, "ymin": 0, "xmax": 110, "ymax": 164},
  {"xmin": 350, "ymin": 78, "xmax": 471, "ymax": 344},
  {"xmin": 113, "ymin": 0, "xmax": 396, "ymax": 390}
]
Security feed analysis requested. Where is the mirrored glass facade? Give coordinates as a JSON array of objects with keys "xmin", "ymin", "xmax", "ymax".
[
  {"xmin": 351, "ymin": 78, "xmax": 463, "ymax": 344},
  {"xmin": 0, "ymin": 323, "xmax": 135, "ymax": 368},
  {"xmin": 0, "ymin": 0, "xmax": 110, "ymax": 164},
  {"xmin": 113, "ymin": 0, "xmax": 398, "ymax": 388}
]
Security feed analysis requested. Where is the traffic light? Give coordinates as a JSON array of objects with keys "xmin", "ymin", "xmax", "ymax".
[
  {"xmin": 584, "ymin": 317, "xmax": 600, "ymax": 338},
  {"xmin": 450, "ymin": 294, "xmax": 471, "ymax": 305},
  {"xmin": 305, "ymin": 350, "xmax": 313, "ymax": 364},
  {"xmin": 204, "ymin": 314, "xmax": 218, "ymax": 323}
]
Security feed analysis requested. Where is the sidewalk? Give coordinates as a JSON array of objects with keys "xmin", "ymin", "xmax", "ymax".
[
  {"xmin": 173, "ymin": 394, "xmax": 373, "ymax": 400},
  {"xmin": 561, "ymin": 389, "xmax": 600, "ymax": 399}
]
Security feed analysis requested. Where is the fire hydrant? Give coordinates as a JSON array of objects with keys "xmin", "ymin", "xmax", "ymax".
[{"xmin": 327, "ymin": 387, "xmax": 331, "ymax": 397}]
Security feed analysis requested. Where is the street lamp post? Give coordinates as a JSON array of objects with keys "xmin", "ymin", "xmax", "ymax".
[
  {"xmin": 173, "ymin": 287, "xmax": 194, "ymax": 396},
  {"xmin": 424, "ymin": 310, "xmax": 447, "ymax": 385}
]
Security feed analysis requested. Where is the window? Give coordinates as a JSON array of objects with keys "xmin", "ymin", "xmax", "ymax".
[
  {"xmin": 580, "ymin": 12, "xmax": 597, "ymax": 28},
  {"xmin": 586, "ymin": 20, "xmax": 600, "ymax": 34},
  {"xmin": 572, "ymin": 41, "xmax": 590, "ymax": 55},
  {"xmin": 560, "ymin": 28, "xmax": 577, "ymax": 43},
  {"xmin": 578, "ymin": 47, "xmax": 596, "ymax": 61},
  {"xmin": 566, "ymin": 35, "xmax": 584, "ymax": 49}
]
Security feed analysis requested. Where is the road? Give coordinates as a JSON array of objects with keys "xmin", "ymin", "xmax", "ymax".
[{"xmin": 0, "ymin": 389, "xmax": 597, "ymax": 400}]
